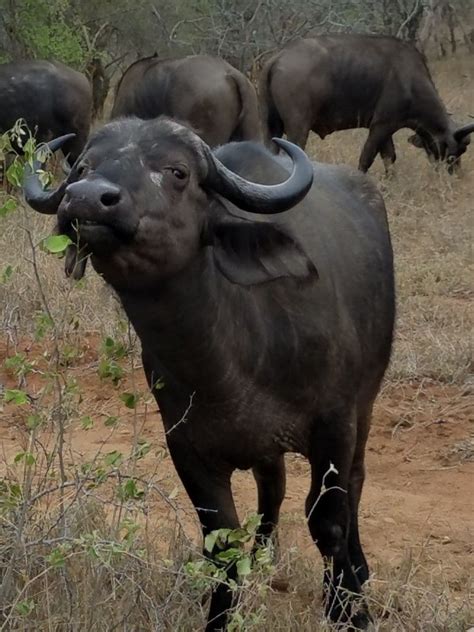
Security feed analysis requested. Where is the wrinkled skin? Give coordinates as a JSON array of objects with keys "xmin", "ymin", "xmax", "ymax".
[
  {"xmin": 25, "ymin": 117, "xmax": 395, "ymax": 631},
  {"xmin": 260, "ymin": 34, "xmax": 473, "ymax": 172},
  {"xmin": 111, "ymin": 55, "xmax": 261, "ymax": 146},
  {"xmin": 0, "ymin": 60, "xmax": 92, "ymax": 166}
]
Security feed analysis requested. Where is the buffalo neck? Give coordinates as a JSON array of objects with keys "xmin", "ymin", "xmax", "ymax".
[
  {"xmin": 411, "ymin": 76, "xmax": 451, "ymax": 136},
  {"xmin": 116, "ymin": 249, "xmax": 271, "ymax": 394}
]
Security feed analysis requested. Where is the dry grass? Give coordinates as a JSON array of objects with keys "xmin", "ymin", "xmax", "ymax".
[{"xmin": 0, "ymin": 53, "xmax": 473, "ymax": 631}]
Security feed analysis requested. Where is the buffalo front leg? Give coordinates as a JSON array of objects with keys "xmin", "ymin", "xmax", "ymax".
[
  {"xmin": 252, "ymin": 455, "xmax": 286, "ymax": 549},
  {"xmin": 379, "ymin": 136, "xmax": 397, "ymax": 176},
  {"xmin": 285, "ymin": 122, "xmax": 310, "ymax": 150},
  {"xmin": 171, "ymin": 453, "xmax": 240, "ymax": 631},
  {"xmin": 306, "ymin": 410, "xmax": 370, "ymax": 630},
  {"xmin": 359, "ymin": 124, "xmax": 393, "ymax": 172}
]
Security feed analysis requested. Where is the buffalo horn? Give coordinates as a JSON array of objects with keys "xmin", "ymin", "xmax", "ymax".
[
  {"xmin": 23, "ymin": 133, "xmax": 76, "ymax": 214},
  {"xmin": 453, "ymin": 123, "xmax": 474, "ymax": 142},
  {"xmin": 205, "ymin": 138, "xmax": 314, "ymax": 214}
]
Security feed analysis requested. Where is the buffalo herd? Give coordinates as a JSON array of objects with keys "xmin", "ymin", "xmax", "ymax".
[
  {"xmin": 3, "ymin": 35, "xmax": 473, "ymax": 171},
  {"xmin": 5, "ymin": 32, "xmax": 472, "ymax": 632}
]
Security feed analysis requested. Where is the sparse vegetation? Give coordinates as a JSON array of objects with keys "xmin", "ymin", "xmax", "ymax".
[{"xmin": 0, "ymin": 33, "xmax": 472, "ymax": 632}]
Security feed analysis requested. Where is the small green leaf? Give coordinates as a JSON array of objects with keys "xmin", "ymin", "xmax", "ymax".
[
  {"xmin": 120, "ymin": 392, "xmax": 139, "ymax": 409},
  {"xmin": 35, "ymin": 312, "xmax": 54, "ymax": 340},
  {"xmin": 81, "ymin": 462, "xmax": 93, "ymax": 475},
  {"xmin": 6, "ymin": 160, "xmax": 24, "ymax": 187},
  {"xmin": 204, "ymin": 531, "xmax": 218, "ymax": 553},
  {"xmin": 4, "ymin": 389, "xmax": 29, "ymax": 405},
  {"xmin": 4, "ymin": 353, "xmax": 34, "ymax": 378},
  {"xmin": 104, "ymin": 415, "xmax": 119, "ymax": 427},
  {"xmin": 215, "ymin": 547, "xmax": 240, "ymax": 564},
  {"xmin": 14, "ymin": 452, "xmax": 36, "ymax": 466},
  {"xmin": 132, "ymin": 439, "xmax": 151, "ymax": 460},
  {"xmin": 26, "ymin": 414, "xmax": 43, "ymax": 430},
  {"xmin": 118, "ymin": 478, "xmax": 144, "ymax": 501},
  {"xmin": 98, "ymin": 358, "xmax": 124, "ymax": 385},
  {"xmin": 15, "ymin": 598, "xmax": 35, "ymax": 616},
  {"xmin": 242, "ymin": 514, "xmax": 262, "ymax": 535},
  {"xmin": 80, "ymin": 415, "xmax": 94, "ymax": 430},
  {"xmin": 102, "ymin": 336, "xmax": 127, "ymax": 359},
  {"xmin": 46, "ymin": 547, "xmax": 66, "ymax": 568},
  {"xmin": 1, "ymin": 265, "xmax": 13, "ymax": 284},
  {"xmin": 0, "ymin": 198, "xmax": 16, "ymax": 218},
  {"xmin": 153, "ymin": 377, "xmax": 165, "ymax": 390},
  {"xmin": 104, "ymin": 450, "xmax": 122, "ymax": 467},
  {"xmin": 23, "ymin": 136, "xmax": 36, "ymax": 159},
  {"xmin": 227, "ymin": 528, "xmax": 252, "ymax": 544},
  {"xmin": 236, "ymin": 556, "xmax": 252, "ymax": 577},
  {"xmin": 42, "ymin": 234, "xmax": 73, "ymax": 254}
]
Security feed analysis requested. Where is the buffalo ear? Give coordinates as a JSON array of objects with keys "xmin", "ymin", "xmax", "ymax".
[
  {"xmin": 208, "ymin": 216, "xmax": 317, "ymax": 286},
  {"xmin": 408, "ymin": 133, "xmax": 424, "ymax": 148}
]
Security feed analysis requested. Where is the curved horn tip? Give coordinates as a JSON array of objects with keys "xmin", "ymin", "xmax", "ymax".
[
  {"xmin": 21, "ymin": 133, "xmax": 76, "ymax": 214},
  {"xmin": 272, "ymin": 137, "xmax": 314, "ymax": 185},
  {"xmin": 272, "ymin": 137, "xmax": 306, "ymax": 155},
  {"xmin": 454, "ymin": 123, "xmax": 474, "ymax": 142},
  {"xmin": 205, "ymin": 136, "xmax": 314, "ymax": 215},
  {"xmin": 45, "ymin": 133, "xmax": 76, "ymax": 154}
]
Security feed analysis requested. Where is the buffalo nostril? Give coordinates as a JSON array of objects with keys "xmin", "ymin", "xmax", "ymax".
[{"xmin": 101, "ymin": 191, "xmax": 121, "ymax": 207}]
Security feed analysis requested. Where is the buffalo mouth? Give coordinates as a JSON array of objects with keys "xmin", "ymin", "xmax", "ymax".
[{"xmin": 57, "ymin": 204, "xmax": 138, "ymax": 251}]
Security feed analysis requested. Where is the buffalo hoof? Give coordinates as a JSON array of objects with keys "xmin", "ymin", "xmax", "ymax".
[{"xmin": 326, "ymin": 600, "xmax": 372, "ymax": 631}]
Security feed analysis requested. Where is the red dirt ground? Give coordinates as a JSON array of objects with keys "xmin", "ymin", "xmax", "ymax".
[{"xmin": 1, "ymin": 336, "xmax": 473, "ymax": 596}]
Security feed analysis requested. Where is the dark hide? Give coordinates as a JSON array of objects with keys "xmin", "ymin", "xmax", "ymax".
[
  {"xmin": 209, "ymin": 217, "xmax": 317, "ymax": 285},
  {"xmin": 0, "ymin": 60, "xmax": 92, "ymax": 166},
  {"xmin": 23, "ymin": 118, "xmax": 395, "ymax": 631},
  {"xmin": 260, "ymin": 34, "xmax": 473, "ymax": 172},
  {"xmin": 111, "ymin": 55, "xmax": 261, "ymax": 146}
]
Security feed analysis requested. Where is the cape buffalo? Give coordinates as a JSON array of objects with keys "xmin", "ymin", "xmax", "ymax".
[
  {"xmin": 260, "ymin": 34, "xmax": 474, "ymax": 172},
  {"xmin": 23, "ymin": 117, "xmax": 395, "ymax": 630},
  {"xmin": 111, "ymin": 55, "xmax": 261, "ymax": 146},
  {"xmin": 0, "ymin": 60, "xmax": 92, "ymax": 166}
]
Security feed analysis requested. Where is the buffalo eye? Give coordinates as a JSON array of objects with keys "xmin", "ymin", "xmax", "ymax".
[
  {"xmin": 163, "ymin": 166, "xmax": 188, "ymax": 181},
  {"xmin": 171, "ymin": 168, "xmax": 187, "ymax": 180},
  {"xmin": 76, "ymin": 163, "xmax": 87, "ymax": 177}
]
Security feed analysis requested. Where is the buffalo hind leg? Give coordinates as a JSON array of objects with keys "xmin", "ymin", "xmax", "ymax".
[
  {"xmin": 285, "ymin": 124, "xmax": 310, "ymax": 151},
  {"xmin": 359, "ymin": 124, "xmax": 393, "ymax": 172},
  {"xmin": 380, "ymin": 136, "xmax": 397, "ymax": 176},
  {"xmin": 171, "ymin": 456, "xmax": 240, "ymax": 632},
  {"xmin": 306, "ymin": 410, "xmax": 370, "ymax": 629},
  {"xmin": 252, "ymin": 455, "xmax": 286, "ymax": 549}
]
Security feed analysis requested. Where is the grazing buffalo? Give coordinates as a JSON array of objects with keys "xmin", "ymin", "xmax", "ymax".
[
  {"xmin": 111, "ymin": 55, "xmax": 261, "ymax": 146},
  {"xmin": 0, "ymin": 60, "xmax": 92, "ymax": 166},
  {"xmin": 23, "ymin": 117, "xmax": 395, "ymax": 630},
  {"xmin": 260, "ymin": 34, "xmax": 474, "ymax": 172}
]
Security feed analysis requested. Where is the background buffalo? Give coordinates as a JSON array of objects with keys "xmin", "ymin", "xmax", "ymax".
[
  {"xmin": 111, "ymin": 55, "xmax": 261, "ymax": 146},
  {"xmin": 0, "ymin": 60, "xmax": 92, "ymax": 166},
  {"xmin": 259, "ymin": 34, "xmax": 474, "ymax": 171}
]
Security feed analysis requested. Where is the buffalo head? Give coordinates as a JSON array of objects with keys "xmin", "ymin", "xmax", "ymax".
[
  {"xmin": 408, "ymin": 121, "xmax": 474, "ymax": 172},
  {"xmin": 23, "ymin": 117, "xmax": 315, "ymax": 289}
]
